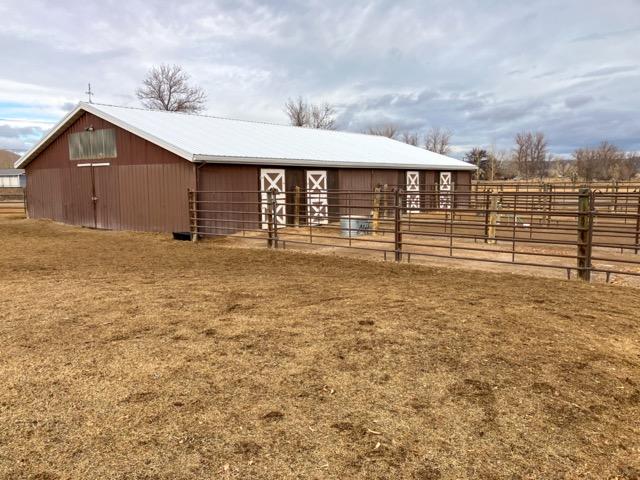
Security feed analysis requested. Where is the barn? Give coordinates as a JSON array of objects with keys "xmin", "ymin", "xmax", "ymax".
[{"xmin": 16, "ymin": 102, "xmax": 475, "ymax": 234}]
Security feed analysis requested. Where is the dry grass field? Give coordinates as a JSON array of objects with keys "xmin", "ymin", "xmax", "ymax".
[{"xmin": 1, "ymin": 218, "xmax": 639, "ymax": 479}]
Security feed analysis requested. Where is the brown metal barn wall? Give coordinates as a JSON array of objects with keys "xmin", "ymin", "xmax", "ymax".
[
  {"xmin": 423, "ymin": 170, "xmax": 437, "ymax": 209},
  {"xmin": 25, "ymin": 112, "xmax": 195, "ymax": 233},
  {"xmin": 196, "ymin": 164, "xmax": 260, "ymax": 235},
  {"xmin": 337, "ymin": 169, "xmax": 373, "ymax": 215},
  {"xmin": 454, "ymin": 171, "xmax": 472, "ymax": 207}
]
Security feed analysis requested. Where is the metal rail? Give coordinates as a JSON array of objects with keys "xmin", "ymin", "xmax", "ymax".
[{"xmin": 188, "ymin": 187, "xmax": 640, "ymax": 282}]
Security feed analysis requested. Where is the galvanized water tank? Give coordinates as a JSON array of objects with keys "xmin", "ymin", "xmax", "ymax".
[{"xmin": 340, "ymin": 215, "xmax": 372, "ymax": 236}]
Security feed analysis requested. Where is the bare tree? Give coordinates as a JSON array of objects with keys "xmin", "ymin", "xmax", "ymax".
[
  {"xmin": 530, "ymin": 132, "xmax": 549, "ymax": 179},
  {"xmin": 574, "ymin": 141, "xmax": 638, "ymax": 181},
  {"xmin": 284, "ymin": 97, "xmax": 336, "ymax": 129},
  {"xmin": 309, "ymin": 103, "xmax": 336, "ymax": 129},
  {"xmin": 514, "ymin": 131, "xmax": 548, "ymax": 179},
  {"xmin": 549, "ymin": 157, "xmax": 576, "ymax": 179},
  {"xmin": 486, "ymin": 150, "xmax": 510, "ymax": 180},
  {"xmin": 366, "ymin": 124, "xmax": 399, "ymax": 139},
  {"xmin": 284, "ymin": 97, "xmax": 309, "ymax": 127},
  {"xmin": 136, "ymin": 64, "xmax": 207, "ymax": 113},
  {"xmin": 424, "ymin": 127, "xmax": 452, "ymax": 155},
  {"xmin": 401, "ymin": 131, "xmax": 420, "ymax": 146}
]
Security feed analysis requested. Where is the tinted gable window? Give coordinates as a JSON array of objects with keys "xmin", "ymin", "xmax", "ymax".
[{"xmin": 69, "ymin": 129, "xmax": 117, "ymax": 160}]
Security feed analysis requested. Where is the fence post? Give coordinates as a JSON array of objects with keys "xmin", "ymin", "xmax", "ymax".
[
  {"xmin": 372, "ymin": 186, "xmax": 381, "ymax": 235},
  {"xmin": 294, "ymin": 185, "xmax": 301, "ymax": 227},
  {"xmin": 188, "ymin": 189, "xmax": 198, "ymax": 242},
  {"xmin": 270, "ymin": 188, "xmax": 279, "ymax": 248},
  {"xmin": 266, "ymin": 189, "xmax": 274, "ymax": 248},
  {"xmin": 382, "ymin": 184, "xmax": 389, "ymax": 219},
  {"xmin": 487, "ymin": 195, "xmax": 498, "ymax": 244},
  {"xmin": 483, "ymin": 190, "xmax": 490, "ymax": 241},
  {"xmin": 577, "ymin": 188, "xmax": 593, "ymax": 281},
  {"xmin": 394, "ymin": 189, "xmax": 403, "ymax": 262}
]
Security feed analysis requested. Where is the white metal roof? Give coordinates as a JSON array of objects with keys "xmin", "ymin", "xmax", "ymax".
[{"xmin": 16, "ymin": 102, "xmax": 475, "ymax": 171}]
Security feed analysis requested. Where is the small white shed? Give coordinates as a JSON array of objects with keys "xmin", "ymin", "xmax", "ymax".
[{"xmin": 0, "ymin": 169, "xmax": 26, "ymax": 188}]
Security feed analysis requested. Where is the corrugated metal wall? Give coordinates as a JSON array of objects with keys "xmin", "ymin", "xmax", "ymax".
[
  {"xmin": 25, "ymin": 112, "xmax": 195, "ymax": 233},
  {"xmin": 197, "ymin": 164, "xmax": 260, "ymax": 235}
]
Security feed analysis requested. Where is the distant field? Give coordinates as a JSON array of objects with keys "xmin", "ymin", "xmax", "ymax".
[{"xmin": 1, "ymin": 218, "xmax": 639, "ymax": 479}]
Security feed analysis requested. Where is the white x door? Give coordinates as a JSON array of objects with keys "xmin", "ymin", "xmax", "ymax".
[
  {"xmin": 406, "ymin": 171, "xmax": 420, "ymax": 212},
  {"xmin": 260, "ymin": 168, "xmax": 286, "ymax": 229},
  {"xmin": 439, "ymin": 172, "xmax": 452, "ymax": 209},
  {"xmin": 306, "ymin": 170, "xmax": 328, "ymax": 225}
]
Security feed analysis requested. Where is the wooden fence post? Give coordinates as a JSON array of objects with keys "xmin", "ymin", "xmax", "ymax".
[
  {"xmin": 381, "ymin": 184, "xmax": 389, "ymax": 218},
  {"xmin": 486, "ymin": 195, "xmax": 498, "ymax": 244},
  {"xmin": 188, "ymin": 189, "xmax": 198, "ymax": 242},
  {"xmin": 372, "ymin": 186, "xmax": 381, "ymax": 235},
  {"xmin": 577, "ymin": 188, "xmax": 593, "ymax": 281},
  {"xmin": 394, "ymin": 189, "xmax": 403, "ymax": 262},
  {"xmin": 294, "ymin": 185, "xmax": 301, "ymax": 227}
]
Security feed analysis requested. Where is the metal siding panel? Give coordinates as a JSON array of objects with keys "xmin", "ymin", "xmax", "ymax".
[
  {"xmin": 371, "ymin": 169, "xmax": 398, "ymax": 188},
  {"xmin": 338, "ymin": 169, "xmax": 373, "ymax": 216},
  {"xmin": 24, "ymin": 111, "xmax": 194, "ymax": 233},
  {"xmin": 197, "ymin": 164, "xmax": 260, "ymax": 235}
]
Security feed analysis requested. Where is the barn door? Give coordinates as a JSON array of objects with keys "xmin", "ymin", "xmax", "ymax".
[
  {"xmin": 70, "ymin": 164, "xmax": 96, "ymax": 228},
  {"xmin": 260, "ymin": 168, "xmax": 286, "ymax": 229},
  {"xmin": 439, "ymin": 171, "xmax": 452, "ymax": 209},
  {"xmin": 77, "ymin": 162, "xmax": 112, "ymax": 229},
  {"xmin": 306, "ymin": 170, "xmax": 328, "ymax": 225},
  {"xmin": 92, "ymin": 163, "xmax": 116, "ymax": 229},
  {"xmin": 406, "ymin": 171, "xmax": 420, "ymax": 212}
]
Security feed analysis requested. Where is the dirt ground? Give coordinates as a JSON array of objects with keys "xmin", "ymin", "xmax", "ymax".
[
  {"xmin": 1, "ymin": 218, "xmax": 639, "ymax": 479},
  {"xmin": 218, "ymin": 219, "xmax": 640, "ymax": 287}
]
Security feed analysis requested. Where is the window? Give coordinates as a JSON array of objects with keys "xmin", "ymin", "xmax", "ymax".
[{"xmin": 69, "ymin": 128, "xmax": 117, "ymax": 160}]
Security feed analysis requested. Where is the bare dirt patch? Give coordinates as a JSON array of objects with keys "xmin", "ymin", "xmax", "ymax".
[{"xmin": 1, "ymin": 218, "xmax": 639, "ymax": 479}]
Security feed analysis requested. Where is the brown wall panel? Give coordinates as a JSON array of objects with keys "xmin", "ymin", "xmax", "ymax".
[
  {"xmin": 454, "ymin": 170, "xmax": 472, "ymax": 207},
  {"xmin": 371, "ymin": 169, "xmax": 399, "ymax": 188},
  {"xmin": 337, "ymin": 169, "xmax": 369, "ymax": 215},
  {"xmin": 25, "ymin": 111, "xmax": 195, "ymax": 233},
  {"xmin": 197, "ymin": 164, "xmax": 260, "ymax": 235}
]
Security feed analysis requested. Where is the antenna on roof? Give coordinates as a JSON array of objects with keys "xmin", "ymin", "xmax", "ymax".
[{"xmin": 85, "ymin": 83, "xmax": 94, "ymax": 103}]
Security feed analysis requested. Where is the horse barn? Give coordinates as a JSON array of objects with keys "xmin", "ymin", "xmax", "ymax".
[{"xmin": 16, "ymin": 102, "xmax": 475, "ymax": 236}]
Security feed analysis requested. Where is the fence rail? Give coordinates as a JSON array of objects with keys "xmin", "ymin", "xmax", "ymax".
[
  {"xmin": 0, "ymin": 188, "xmax": 26, "ymax": 218},
  {"xmin": 188, "ymin": 187, "xmax": 640, "ymax": 282}
]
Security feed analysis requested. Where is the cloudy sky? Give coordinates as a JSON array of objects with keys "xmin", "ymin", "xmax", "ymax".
[{"xmin": 1, "ymin": 0, "xmax": 639, "ymax": 157}]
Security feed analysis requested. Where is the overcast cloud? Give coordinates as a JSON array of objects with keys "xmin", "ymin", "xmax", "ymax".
[{"xmin": 1, "ymin": 0, "xmax": 639, "ymax": 157}]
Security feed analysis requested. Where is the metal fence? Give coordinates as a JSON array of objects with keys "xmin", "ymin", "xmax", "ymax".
[
  {"xmin": 473, "ymin": 179, "xmax": 640, "ymax": 194},
  {"xmin": 189, "ymin": 187, "xmax": 640, "ymax": 282}
]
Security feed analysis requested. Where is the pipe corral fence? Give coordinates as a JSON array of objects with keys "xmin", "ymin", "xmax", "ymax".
[{"xmin": 188, "ymin": 183, "xmax": 640, "ymax": 283}]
